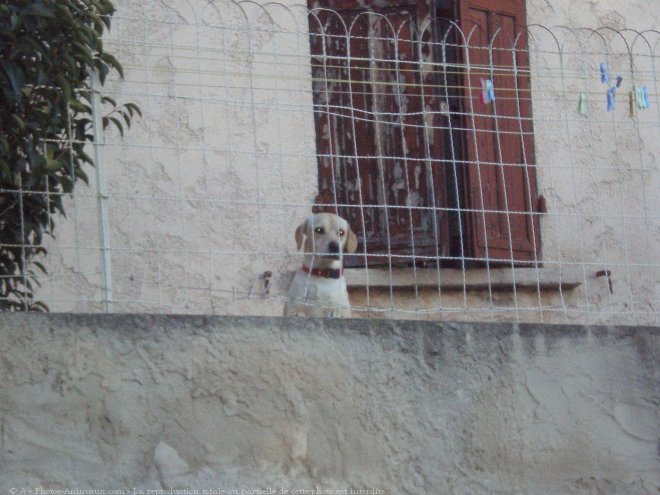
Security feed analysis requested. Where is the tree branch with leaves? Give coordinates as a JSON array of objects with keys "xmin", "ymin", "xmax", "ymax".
[{"xmin": 0, "ymin": 0, "xmax": 139, "ymax": 310}]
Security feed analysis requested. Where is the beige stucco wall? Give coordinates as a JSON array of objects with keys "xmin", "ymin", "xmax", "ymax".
[
  {"xmin": 34, "ymin": 0, "xmax": 659, "ymax": 323},
  {"xmin": 1, "ymin": 314, "xmax": 658, "ymax": 493},
  {"xmin": 525, "ymin": 0, "xmax": 660, "ymax": 325},
  {"xmin": 527, "ymin": 0, "xmax": 659, "ymax": 30}
]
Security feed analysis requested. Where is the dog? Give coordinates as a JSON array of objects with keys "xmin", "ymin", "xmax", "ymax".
[{"xmin": 284, "ymin": 212, "xmax": 357, "ymax": 317}]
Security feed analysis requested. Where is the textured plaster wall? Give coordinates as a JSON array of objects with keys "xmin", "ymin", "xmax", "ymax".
[
  {"xmin": 525, "ymin": 0, "xmax": 660, "ymax": 324},
  {"xmin": 526, "ymin": 0, "xmax": 660, "ymax": 30},
  {"xmin": 32, "ymin": 0, "xmax": 659, "ymax": 322},
  {"xmin": 0, "ymin": 314, "xmax": 658, "ymax": 494}
]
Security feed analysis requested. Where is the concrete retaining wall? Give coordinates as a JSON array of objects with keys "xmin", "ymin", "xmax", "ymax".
[{"xmin": 0, "ymin": 314, "xmax": 658, "ymax": 494}]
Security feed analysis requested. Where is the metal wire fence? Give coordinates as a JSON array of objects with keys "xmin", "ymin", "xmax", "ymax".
[{"xmin": 3, "ymin": 0, "xmax": 659, "ymax": 325}]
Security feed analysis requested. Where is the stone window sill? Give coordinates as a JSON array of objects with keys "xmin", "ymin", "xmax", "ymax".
[{"xmin": 345, "ymin": 266, "xmax": 583, "ymax": 291}]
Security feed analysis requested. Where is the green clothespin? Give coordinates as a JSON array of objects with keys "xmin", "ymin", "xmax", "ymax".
[{"xmin": 577, "ymin": 93, "xmax": 587, "ymax": 115}]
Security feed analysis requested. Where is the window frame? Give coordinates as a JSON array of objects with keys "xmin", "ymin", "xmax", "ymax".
[{"xmin": 308, "ymin": 0, "xmax": 542, "ymax": 268}]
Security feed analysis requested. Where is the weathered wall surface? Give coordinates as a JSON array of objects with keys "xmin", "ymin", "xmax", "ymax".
[
  {"xmin": 527, "ymin": 0, "xmax": 660, "ymax": 29},
  {"xmin": 1, "ymin": 314, "xmax": 657, "ymax": 494},
  {"xmin": 525, "ymin": 0, "xmax": 660, "ymax": 325}
]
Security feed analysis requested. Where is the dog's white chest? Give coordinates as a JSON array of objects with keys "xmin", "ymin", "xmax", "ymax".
[
  {"xmin": 288, "ymin": 271, "xmax": 348, "ymax": 303},
  {"xmin": 285, "ymin": 270, "xmax": 350, "ymax": 317}
]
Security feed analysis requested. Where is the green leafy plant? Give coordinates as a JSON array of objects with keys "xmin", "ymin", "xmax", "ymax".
[{"xmin": 0, "ymin": 0, "xmax": 139, "ymax": 310}]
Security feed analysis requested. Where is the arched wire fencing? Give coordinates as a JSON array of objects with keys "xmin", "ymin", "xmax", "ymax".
[{"xmin": 5, "ymin": 0, "xmax": 659, "ymax": 325}]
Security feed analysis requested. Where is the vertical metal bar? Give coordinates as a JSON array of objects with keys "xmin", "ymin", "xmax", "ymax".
[
  {"xmin": 17, "ymin": 175, "xmax": 28, "ymax": 310},
  {"xmin": 390, "ymin": 17, "xmax": 421, "ymax": 307},
  {"xmin": 368, "ymin": 15, "xmax": 395, "ymax": 312},
  {"xmin": 345, "ymin": 16, "xmax": 371, "ymax": 312},
  {"xmin": 462, "ymin": 27, "xmax": 495, "ymax": 320},
  {"xmin": 487, "ymin": 27, "xmax": 520, "ymax": 321},
  {"xmin": 418, "ymin": 22, "xmax": 445, "ymax": 319},
  {"xmin": 439, "ymin": 24, "xmax": 468, "ymax": 319},
  {"xmin": 90, "ymin": 69, "xmax": 113, "ymax": 312}
]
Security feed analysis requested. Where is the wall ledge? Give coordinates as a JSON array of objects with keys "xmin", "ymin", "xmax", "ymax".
[
  {"xmin": 1, "ymin": 312, "xmax": 655, "ymax": 334},
  {"xmin": 345, "ymin": 266, "xmax": 584, "ymax": 291},
  {"xmin": 1, "ymin": 313, "xmax": 657, "ymax": 493}
]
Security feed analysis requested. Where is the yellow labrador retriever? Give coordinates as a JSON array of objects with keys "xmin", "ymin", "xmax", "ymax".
[{"xmin": 284, "ymin": 213, "xmax": 357, "ymax": 317}]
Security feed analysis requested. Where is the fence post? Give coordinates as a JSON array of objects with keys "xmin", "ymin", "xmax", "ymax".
[{"xmin": 90, "ymin": 70, "xmax": 113, "ymax": 312}]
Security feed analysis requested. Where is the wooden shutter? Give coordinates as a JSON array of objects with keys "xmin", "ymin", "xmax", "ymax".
[
  {"xmin": 309, "ymin": 0, "xmax": 450, "ymax": 267},
  {"xmin": 458, "ymin": 0, "xmax": 541, "ymax": 263}
]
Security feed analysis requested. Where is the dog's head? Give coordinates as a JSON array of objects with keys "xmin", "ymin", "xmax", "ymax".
[{"xmin": 295, "ymin": 213, "xmax": 357, "ymax": 266}]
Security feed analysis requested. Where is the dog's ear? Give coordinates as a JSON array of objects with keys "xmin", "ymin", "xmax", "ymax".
[
  {"xmin": 346, "ymin": 228, "xmax": 358, "ymax": 254},
  {"xmin": 295, "ymin": 219, "xmax": 307, "ymax": 251}
]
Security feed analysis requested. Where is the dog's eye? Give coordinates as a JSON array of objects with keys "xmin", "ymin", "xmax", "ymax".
[
  {"xmin": 339, "ymin": 229, "xmax": 345, "ymax": 236},
  {"xmin": 314, "ymin": 227, "xmax": 324, "ymax": 234}
]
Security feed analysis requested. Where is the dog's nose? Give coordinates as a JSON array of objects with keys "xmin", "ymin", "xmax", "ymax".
[{"xmin": 328, "ymin": 241, "xmax": 340, "ymax": 254}]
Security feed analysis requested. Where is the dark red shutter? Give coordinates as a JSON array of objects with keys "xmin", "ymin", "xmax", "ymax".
[
  {"xmin": 309, "ymin": 0, "xmax": 450, "ymax": 266},
  {"xmin": 458, "ymin": 0, "xmax": 541, "ymax": 263}
]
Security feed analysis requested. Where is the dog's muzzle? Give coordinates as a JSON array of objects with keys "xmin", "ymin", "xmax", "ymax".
[{"xmin": 323, "ymin": 241, "xmax": 341, "ymax": 260}]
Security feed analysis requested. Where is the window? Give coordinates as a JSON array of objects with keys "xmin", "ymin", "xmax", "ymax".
[{"xmin": 309, "ymin": 0, "xmax": 541, "ymax": 267}]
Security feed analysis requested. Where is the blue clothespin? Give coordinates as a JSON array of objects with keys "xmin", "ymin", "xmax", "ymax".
[
  {"xmin": 607, "ymin": 86, "xmax": 616, "ymax": 112},
  {"xmin": 480, "ymin": 78, "xmax": 495, "ymax": 104},
  {"xmin": 641, "ymin": 86, "xmax": 650, "ymax": 109},
  {"xmin": 488, "ymin": 81, "xmax": 495, "ymax": 103},
  {"xmin": 616, "ymin": 75, "xmax": 623, "ymax": 88},
  {"xmin": 633, "ymin": 86, "xmax": 650, "ymax": 110},
  {"xmin": 600, "ymin": 63, "xmax": 609, "ymax": 84}
]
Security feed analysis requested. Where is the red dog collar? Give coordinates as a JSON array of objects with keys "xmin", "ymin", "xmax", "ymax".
[{"xmin": 302, "ymin": 265, "xmax": 344, "ymax": 279}]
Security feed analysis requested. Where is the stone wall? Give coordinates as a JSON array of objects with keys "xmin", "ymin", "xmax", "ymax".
[{"xmin": 1, "ymin": 314, "xmax": 657, "ymax": 494}]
